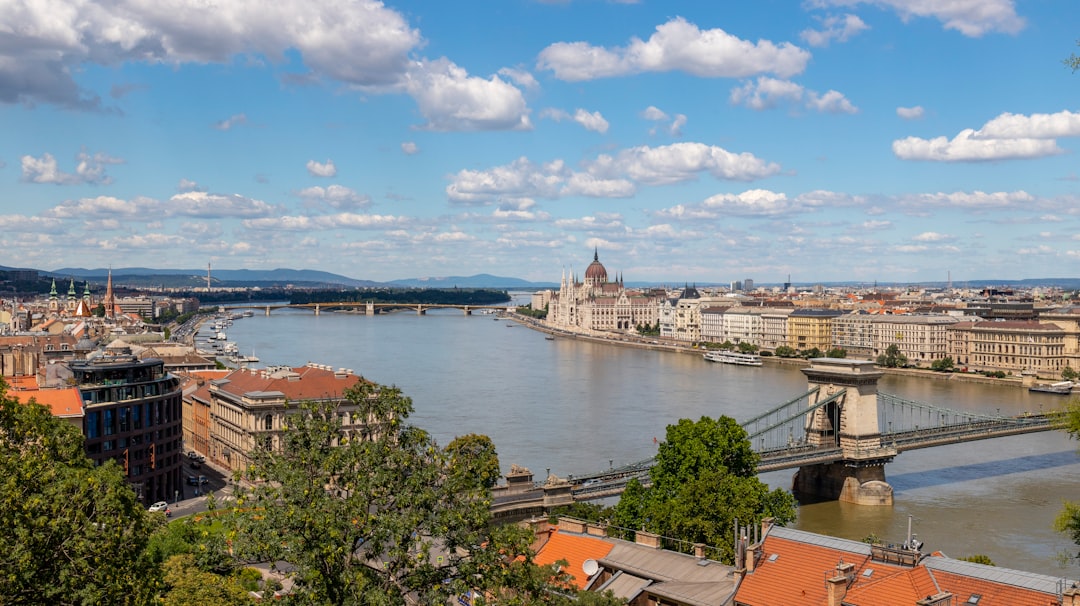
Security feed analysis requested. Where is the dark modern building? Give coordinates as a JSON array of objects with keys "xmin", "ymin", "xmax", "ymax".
[{"xmin": 71, "ymin": 346, "xmax": 183, "ymax": 504}]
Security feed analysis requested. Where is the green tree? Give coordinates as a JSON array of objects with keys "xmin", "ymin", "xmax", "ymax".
[
  {"xmin": 825, "ymin": 348, "xmax": 847, "ymax": 358},
  {"xmin": 1056, "ymin": 401, "xmax": 1080, "ymax": 561},
  {"xmin": 1063, "ymin": 366, "xmax": 1079, "ymax": 381},
  {"xmin": 876, "ymin": 344, "xmax": 908, "ymax": 368},
  {"xmin": 774, "ymin": 345, "xmax": 797, "ymax": 358},
  {"xmin": 445, "ymin": 433, "xmax": 501, "ymax": 490},
  {"xmin": 737, "ymin": 341, "xmax": 759, "ymax": 354},
  {"xmin": 1066, "ymin": 40, "xmax": 1080, "ymax": 72},
  {"xmin": 161, "ymin": 555, "xmax": 252, "ymax": 606},
  {"xmin": 0, "ymin": 382, "xmax": 158, "ymax": 604},
  {"xmin": 930, "ymin": 357, "xmax": 955, "ymax": 372},
  {"xmin": 958, "ymin": 554, "xmax": 996, "ymax": 566},
  {"xmin": 612, "ymin": 416, "xmax": 796, "ymax": 564},
  {"xmin": 802, "ymin": 347, "xmax": 823, "ymax": 359},
  {"xmin": 225, "ymin": 382, "xmax": 583, "ymax": 605}
]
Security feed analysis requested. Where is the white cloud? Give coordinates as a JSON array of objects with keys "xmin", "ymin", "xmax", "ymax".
[
  {"xmin": 297, "ymin": 185, "xmax": 371, "ymax": 210},
  {"xmin": 974, "ymin": 110, "xmax": 1080, "ymax": 139},
  {"xmin": 913, "ymin": 231, "xmax": 951, "ymax": 242},
  {"xmin": 402, "ymin": 58, "xmax": 531, "ymax": 131},
  {"xmin": 898, "ymin": 190, "xmax": 1035, "ymax": 209},
  {"xmin": 401, "ymin": 141, "xmax": 419, "ymax": 155},
  {"xmin": 573, "ymin": 109, "xmax": 609, "ymax": 133},
  {"xmin": 43, "ymin": 196, "xmax": 143, "ymax": 218},
  {"xmin": 861, "ymin": 220, "xmax": 892, "ymax": 230},
  {"xmin": 807, "ymin": 0, "xmax": 1025, "ymax": 37},
  {"xmin": 213, "ymin": 113, "xmax": 248, "ymax": 130},
  {"xmin": 306, "ymin": 159, "xmax": 338, "ymax": 177},
  {"xmin": 537, "ymin": 17, "xmax": 810, "ymax": 81},
  {"xmin": 896, "ymin": 106, "xmax": 925, "ymax": 120},
  {"xmin": 446, "ymin": 157, "xmax": 568, "ymax": 204},
  {"xmin": 800, "ymin": 14, "xmax": 869, "ymax": 47},
  {"xmin": 177, "ymin": 178, "xmax": 202, "ymax": 192},
  {"xmin": 592, "ymin": 142, "xmax": 782, "ymax": 185},
  {"xmin": 892, "ymin": 129, "xmax": 1062, "ymax": 162},
  {"xmin": 166, "ymin": 192, "xmax": 281, "ymax": 218},
  {"xmin": 497, "ymin": 67, "xmax": 539, "ymax": 90},
  {"xmin": 243, "ymin": 212, "xmax": 409, "ymax": 231},
  {"xmin": 731, "ymin": 77, "xmax": 857, "ymax": 114},
  {"xmin": 0, "ymin": 0, "xmax": 422, "ymax": 108},
  {"xmin": 21, "ymin": 151, "xmax": 124, "ymax": 185},
  {"xmin": 561, "ymin": 173, "xmax": 636, "ymax": 198},
  {"xmin": 641, "ymin": 106, "xmax": 668, "ymax": 121},
  {"xmin": 668, "ymin": 114, "xmax": 687, "ymax": 137}
]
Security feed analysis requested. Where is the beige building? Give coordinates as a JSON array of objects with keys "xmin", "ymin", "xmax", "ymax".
[
  {"xmin": 948, "ymin": 320, "xmax": 1066, "ymax": 377},
  {"xmin": 1038, "ymin": 306, "xmax": 1080, "ymax": 371},
  {"xmin": 831, "ymin": 313, "xmax": 876, "ymax": 357},
  {"xmin": 760, "ymin": 308, "xmax": 794, "ymax": 351},
  {"xmin": 548, "ymin": 250, "xmax": 662, "ymax": 334},
  {"xmin": 208, "ymin": 363, "xmax": 366, "ymax": 473},
  {"xmin": 870, "ymin": 314, "xmax": 958, "ymax": 365}
]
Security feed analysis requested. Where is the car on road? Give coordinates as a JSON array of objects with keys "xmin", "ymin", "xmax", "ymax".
[
  {"xmin": 186, "ymin": 475, "xmax": 208, "ymax": 486},
  {"xmin": 148, "ymin": 501, "xmax": 171, "ymax": 516}
]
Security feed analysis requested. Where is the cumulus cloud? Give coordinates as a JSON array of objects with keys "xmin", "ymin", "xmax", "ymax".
[
  {"xmin": 641, "ymin": 106, "xmax": 668, "ymax": 121},
  {"xmin": 898, "ymin": 190, "xmax": 1035, "ymax": 209},
  {"xmin": 537, "ymin": 17, "xmax": 810, "ymax": 81},
  {"xmin": 891, "ymin": 111, "xmax": 1080, "ymax": 162},
  {"xmin": 656, "ymin": 188, "xmax": 863, "ymax": 220},
  {"xmin": 897, "ymin": 106, "xmax": 925, "ymax": 120},
  {"xmin": 402, "ymin": 58, "xmax": 531, "ymax": 131},
  {"xmin": 0, "ymin": 0, "xmax": 422, "ymax": 109},
  {"xmin": 730, "ymin": 77, "xmax": 857, "ymax": 114},
  {"xmin": 44, "ymin": 196, "xmax": 143, "ymax": 218},
  {"xmin": 913, "ymin": 231, "xmax": 952, "ymax": 242},
  {"xmin": 243, "ymin": 212, "xmax": 409, "ymax": 231},
  {"xmin": 21, "ymin": 151, "xmax": 124, "ymax": 185},
  {"xmin": 447, "ymin": 157, "xmax": 568, "ymax": 204},
  {"xmin": 806, "ymin": 0, "xmax": 1025, "ymax": 36},
  {"xmin": 401, "ymin": 141, "xmax": 419, "ymax": 155},
  {"xmin": 306, "ymin": 159, "xmax": 338, "ymax": 177},
  {"xmin": 297, "ymin": 185, "xmax": 371, "ymax": 210},
  {"xmin": 591, "ymin": 142, "xmax": 782, "ymax": 185},
  {"xmin": 166, "ymin": 191, "xmax": 282, "ymax": 218},
  {"xmin": 574, "ymin": 109, "xmax": 609, "ymax": 133},
  {"xmin": 497, "ymin": 67, "xmax": 539, "ymax": 90},
  {"xmin": 214, "ymin": 113, "xmax": 248, "ymax": 130},
  {"xmin": 800, "ymin": 14, "xmax": 869, "ymax": 47}
]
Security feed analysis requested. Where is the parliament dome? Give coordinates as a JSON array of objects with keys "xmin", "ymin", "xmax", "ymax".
[{"xmin": 584, "ymin": 249, "xmax": 608, "ymax": 283}]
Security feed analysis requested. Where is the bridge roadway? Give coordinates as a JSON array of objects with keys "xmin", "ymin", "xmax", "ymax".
[
  {"xmin": 489, "ymin": 411, "xmax": 1062, "ymax": 519},
  {"xmin": 221, "ymin": 302, "xmax": 515, "ymax": 316}
]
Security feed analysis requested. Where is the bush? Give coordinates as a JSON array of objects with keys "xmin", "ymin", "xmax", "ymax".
[{"xmin": 235, "ymin": 567, "xmax": 263, "ymax": 592}]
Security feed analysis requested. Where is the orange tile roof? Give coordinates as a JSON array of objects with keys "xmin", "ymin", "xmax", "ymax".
[
  {"xmin": 922, "ymin": 565, "xmax": 1060, "ymax": 606},
  {"xmin": 215, "ymin": 365, "xmax": 364, "ymax": 402},
  {"xmin": 6, "ymin": 376, "xmax": 84, "ymax": 418},
  {"xmin": 734, "ymin": 532, "xmax": 907, "ymax": 606},
  {"xmin": 842, "ymin": 564, "xmax": 937, "ymax": 605},
  {"xmin": 534, "ymin": 529, "xmax": 615, "ymax": 590}
]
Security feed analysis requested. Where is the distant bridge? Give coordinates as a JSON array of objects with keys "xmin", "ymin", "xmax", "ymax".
[
  {"xmin": 221, "ymin": 302, "xmax": 515, "ymax": 316},
  {"xmin": 491, "ymin": 358, "xmax": 1064, "ymax": 520}
]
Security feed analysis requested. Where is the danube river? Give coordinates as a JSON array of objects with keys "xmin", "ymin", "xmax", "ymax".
[{"xmin": 214, "ymin": 304, "xmax": 1080, "ymax": 575}]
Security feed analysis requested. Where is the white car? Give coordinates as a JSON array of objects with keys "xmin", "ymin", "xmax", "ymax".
[{"xmin": 148, "ymin": 501, "xmax": 171, "ymax": 516}]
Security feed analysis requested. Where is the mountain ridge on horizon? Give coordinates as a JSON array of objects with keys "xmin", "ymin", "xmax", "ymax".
[{"xmin": 18, "ymin": 266, "xmax": 1080, "ymax": 291}]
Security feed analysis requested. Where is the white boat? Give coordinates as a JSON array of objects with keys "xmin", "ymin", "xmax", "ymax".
[
  {"xmin": 703, "ymin": 350, "xmax": 763, "ymax": 366},
  {"xmin": 215, "ymin": 331, "xmax": 227, "ymax": 341},
  {"xmin": 1029, "ymin": 380, "xmax": 1073, "ymax": 395}
]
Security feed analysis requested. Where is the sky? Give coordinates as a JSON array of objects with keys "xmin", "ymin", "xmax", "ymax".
[{"xmin": 1, "ymin": 0, "xmax": 1078, "ymax": 285}]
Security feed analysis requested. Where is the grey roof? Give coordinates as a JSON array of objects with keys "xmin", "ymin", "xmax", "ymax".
[
  {"xmin": 598, "ymin": 541, "xmax": 736, "ymax": 606},
  {"xmin": 925, "ymin": 556, "xmax": 1066, "ymax": 595},
  {"xmin": 595, "ymin": 570, "xmax": 651, "ymax": 601},
  {"xmin": 768, "ymin": 526, "xmax": 872, "ymax": 556}
]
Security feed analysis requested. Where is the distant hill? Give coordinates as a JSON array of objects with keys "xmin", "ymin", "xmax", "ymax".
[
  {"xmin": 385, "ymin": 274, "xmax": 555, "ymax": 289},
  {"xmin": 49, "ymin": 267, "xmax": 379, "ymax": 288}
]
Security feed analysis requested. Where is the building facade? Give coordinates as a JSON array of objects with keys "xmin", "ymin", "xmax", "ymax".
[
  {"xmin": 70, "ymin": 346, "xmax": 184, "ymax": 504},
  {"xmin": 548, "ymin": 250, "xmax": 662, "ymax": 334}
]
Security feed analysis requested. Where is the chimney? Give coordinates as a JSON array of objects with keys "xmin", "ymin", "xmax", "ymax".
[
  {"xmin": 693, "ymin": 543, "xmax": 706, "ymax": 559},
  {"xmin": 1063, "ymin": 586, "xmax": 1080, "ymax": 606},
  {"xmin": 915, "ymin": 593, "xmax": 953, "ymax": 606},
  {"xmin": 826, "ymin": 575, "xmax": 847, "ymax": 606},
  {"xmin": 634, "ymin": 530, "xmax": 662, "ymax": 549}
]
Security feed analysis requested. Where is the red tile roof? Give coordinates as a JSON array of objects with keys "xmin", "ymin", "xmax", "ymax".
[
  {"xmin": 534, "ymin": 529, "xmax": 615, "ymax": 590},
  {"xmin": 6, "ymin": 375, "xmax": 84, "ymax": 419},
  {"xmin": 214, "ymin": 364, "xmax": 364, "ymax": 401}
]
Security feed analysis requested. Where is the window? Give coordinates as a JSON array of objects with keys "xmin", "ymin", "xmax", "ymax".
[
  {"xmin": 103, "ymin": 409, "xmax": 115, "ymax": 436},
  {"xmin": 86, "ymin": 411, "xmax": 100, "ymax": 439},
  {"xmin": 264, "ymin": 415, "xmax": 273, "ymax": 431}
]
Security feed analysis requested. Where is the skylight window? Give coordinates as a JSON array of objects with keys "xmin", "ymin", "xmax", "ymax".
[{"xmin": 966, "ymin": 595, "xmax": 981, "ymax": 604}]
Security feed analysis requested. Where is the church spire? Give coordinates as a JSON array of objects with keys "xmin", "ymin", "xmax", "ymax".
[
  {"xmin": 105, "ymin": 268, "xmax": 115, "ymax": 319},
  {"xmin": 594, "ymin": 247, "xmax": 599, "ymax": 262}
]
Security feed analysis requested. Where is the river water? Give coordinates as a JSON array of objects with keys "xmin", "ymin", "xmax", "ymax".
[{"xmin": 212, "ymin": 304, "xmax": 1080, "ymax": 576}]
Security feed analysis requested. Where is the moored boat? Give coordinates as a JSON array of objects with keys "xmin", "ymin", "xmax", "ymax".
[
  {"xmin": 703, "ymin": 350, "xmax": 763, "ymax": 366},
  {"xmin": 1029, "ymin": 380, "xmax": 1073, "ymax": 395}
]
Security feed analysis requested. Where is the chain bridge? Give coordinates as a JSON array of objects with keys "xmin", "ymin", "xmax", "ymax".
[{"xmin": 491, "ymin": 358, "xmax": 1064, "ymax": 520}]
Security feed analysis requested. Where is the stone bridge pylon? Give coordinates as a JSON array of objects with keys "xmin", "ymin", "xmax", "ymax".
[{"xmin": 793, "ymin": 358, "xmax": 897, "ymax": 506}]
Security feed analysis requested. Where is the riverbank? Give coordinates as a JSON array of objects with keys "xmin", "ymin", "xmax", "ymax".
[{"xmin": 509, "ymin": 312, "xmax": 1032, "ymax": 391}]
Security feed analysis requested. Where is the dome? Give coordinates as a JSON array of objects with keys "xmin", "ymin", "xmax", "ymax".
[{"xmin": 584, "ymin": 249, "xmax": 608, "ymax": 283}]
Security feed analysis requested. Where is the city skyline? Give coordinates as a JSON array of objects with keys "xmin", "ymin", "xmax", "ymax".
[{"xmin": 2, "ymin": 1, "xmax": 1077, "ymax": 284}]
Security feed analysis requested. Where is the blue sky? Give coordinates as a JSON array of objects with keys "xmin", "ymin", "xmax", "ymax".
[{"xmin": 2, "ymin": 0, "xmax": 1078, "ymax": 284}]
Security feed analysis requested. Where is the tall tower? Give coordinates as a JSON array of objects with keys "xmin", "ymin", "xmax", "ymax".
[
  {"xmin": 105, "ymin": 269, "xmax": 115, "ymax": 319},
  {"xmin": 207, "ymin": 262, "xmax": 212, "ymax": 290}
]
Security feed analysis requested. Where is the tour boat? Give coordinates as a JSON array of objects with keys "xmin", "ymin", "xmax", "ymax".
[
  {"xmin": 703, "ymin": 350, "xmax": 763, "ymax": 366},
  {"xmin": 1029, "ymin": 380, "xmax": 1073, "ymax": 395}
]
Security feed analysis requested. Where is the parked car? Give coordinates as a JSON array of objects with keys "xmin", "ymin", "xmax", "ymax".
[
  {"xmin": 186, "ymin": 475, "xmax": 208, "ymax": 486},
  {"xmin": 187, "ymin": 451, "xmax": 206, "ymax": 462},
  {"xmin": 148, "ymin": 501, "xmax": 171, "ymax": 517}
]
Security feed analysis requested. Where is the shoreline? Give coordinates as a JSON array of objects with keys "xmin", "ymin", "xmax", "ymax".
[{"xmin": 507, "ymin": 312, "xmax": 1029, "ymax": 390}]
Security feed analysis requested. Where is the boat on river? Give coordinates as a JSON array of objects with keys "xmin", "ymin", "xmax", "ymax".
[
  {"xmin": 703, "ymin": 350, "xmax": 763, "ymax": 366},
  {"xmin": 1029, "ymin": 380, "xmax": 1074, "ymax": 395}
]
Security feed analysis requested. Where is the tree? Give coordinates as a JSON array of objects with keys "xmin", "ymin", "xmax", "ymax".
[
  {"xmin": 160, "ymin": 555, "xmax": 252, "ymax": 606},
  {"xmin": 1067, "ymin": 40, "xmax": 1080, "ymax": 72},
  {"xmin": 825, "ymin": 348, "xmax": 847, "ymax": 359},
  {"xmin": 0, "ymin": 381, "xmax": 158, "ymax": 604},
  {"xmin": 445, "ymin": 433, "xmax": 501, "ymax": 490},
  {"xmin": 1063, "ymin": 366, "xmax": 1079, "ymax": 381},
  {"xmin": 225, "ymin": 382, "xmax": 591, "ymax": 605},
  {"xmin": 737, "ymin": 341, "xmax": 759, "ymax": 354},
  {"xmin": 958, "ymin": 554, "xmax": 995, "ymax": 566},
  {"xmin": 876, "ymin": 344, "xmax": 908, "ymax": 368},
  {"xmin": 774, "ymin": 346, "xmax": 797, "ymax": 358},
  {"xmin": 930, "ymin": 357, "xmax": 955, "ymax": 372},
  {"xmin": 1056, "ymin": 401, "xmax": 1080, "ymax": 561},
  {"xmin": 612, "ymin": 416, "xmax": 797, "ymax": 564},
  {"xmin": 802, "ymin": 347, "xmax": 823, "ymax": 359}
]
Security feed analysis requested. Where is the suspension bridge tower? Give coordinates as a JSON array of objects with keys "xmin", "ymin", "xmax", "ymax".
[{"xmin": 793, "ymin": 358, "xmax": 897, "ymax": 506}]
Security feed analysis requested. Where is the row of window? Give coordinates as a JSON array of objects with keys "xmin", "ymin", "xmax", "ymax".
[{"xmin": 85, "ymin": 398, "xmax": 181, "ymax": 439}]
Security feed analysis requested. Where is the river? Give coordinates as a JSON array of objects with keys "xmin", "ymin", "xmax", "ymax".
[{"xmin": 209, "ymin": 304, "xmax": 1080, "ymax": 576}]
